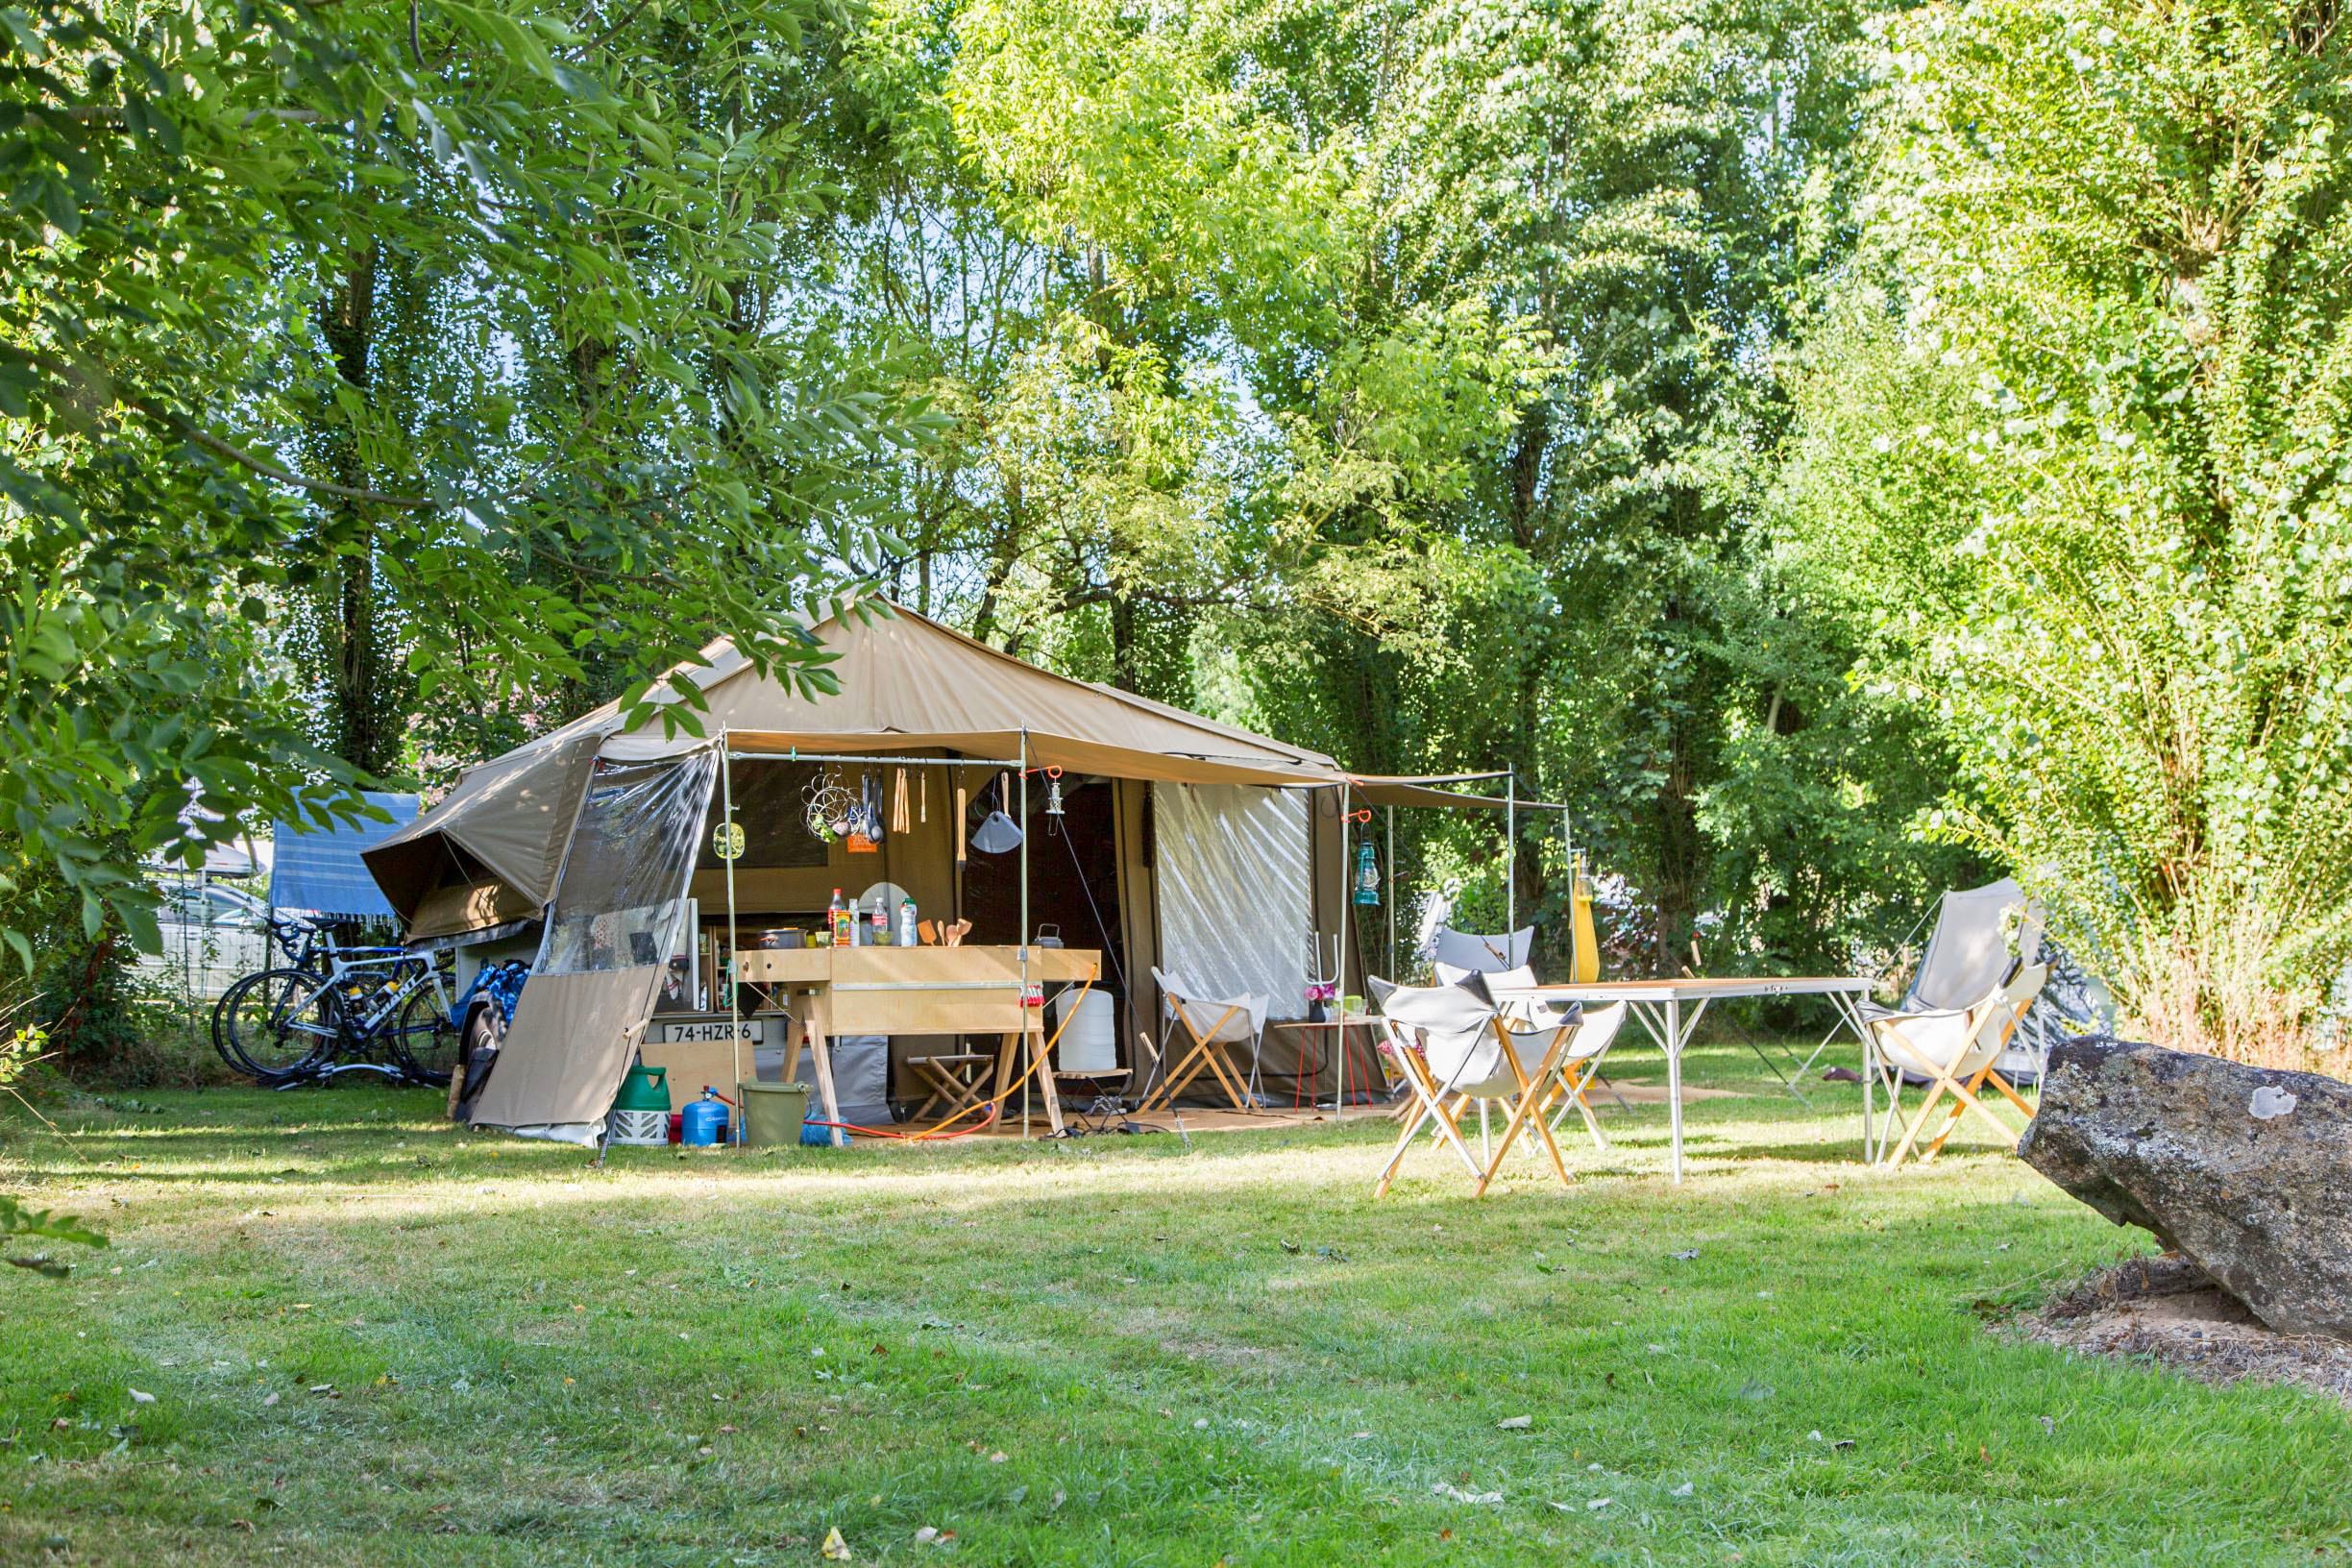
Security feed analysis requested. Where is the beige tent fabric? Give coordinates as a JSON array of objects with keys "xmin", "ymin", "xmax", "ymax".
[
  {"xmin": 364, "ymin": 724, "xmax": 601, "ymax": 922},
  {"xmin": 466, "ymin": 967, "xmax": 659, "ymax": 1130},
  {"xmin": 407, "ymin": 872, "xmax": 541, "ymax": 942},
  {"xmin": 669, "ymin": 610, "xmax": 1342, "ymax": 784},
  {"xmin": 367, "ymin": 604, "xmax": 1358, "ymax": 934},
  {"xmin": 1350, "ymin": 774, "xmax": 1520, "ymax": 811}
]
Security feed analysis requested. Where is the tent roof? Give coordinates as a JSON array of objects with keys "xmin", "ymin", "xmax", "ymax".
[
  {"xmin": 617, "ymin": 606, "xmax": 1344, "ymax": 784},
  {"xmin": 363, "ymin": 603, "xmax": 1360, "ymax": 928}
]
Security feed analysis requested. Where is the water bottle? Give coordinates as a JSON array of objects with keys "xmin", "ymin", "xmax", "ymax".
[{"xmin": 898, "ymin": 898, "xmax": 918, "ymax": 947}]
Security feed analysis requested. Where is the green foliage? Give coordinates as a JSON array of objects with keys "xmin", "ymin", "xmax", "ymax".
[
  {"xmin": 1, "ymin": 1194, "xmax": 106, "ymax": 1279},
  {"xmin": 1, "ymin": 0, "xmax": 926, "ymax": 960},
  {"xmin": 1783, "ymin": 0, "xmax": 2352, "ymax": 1059},
  {"xmin": 837, "ymin": 0, "xmax": 1960, "ymax": 978},
  {"xmin": 0, "ymin": 1022, "xmax": 106, "ymax": 1277}
]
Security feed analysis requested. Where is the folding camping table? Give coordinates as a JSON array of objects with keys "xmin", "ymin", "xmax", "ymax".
[
  {"xmin": 732, "ymin": 944, "xmax": 1101, "ymax": 1138},
  {"xmin": 1490, "ymin": 976, "xmax": 1878, "ymax": 1182}
]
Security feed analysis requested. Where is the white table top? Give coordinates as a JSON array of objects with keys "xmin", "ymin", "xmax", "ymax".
[{"xmin": 1495, "ymin": 975, "xmax": 1874, "ymax": 1004}]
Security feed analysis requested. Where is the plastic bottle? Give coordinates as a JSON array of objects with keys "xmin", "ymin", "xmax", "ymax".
[
  {"xmin": 829, "ymin": 888, "xmax": 850, "ymax": 948},
  {"xmin": 898, "ymin": 897, "xmax": 918, "ymax": 947},
  {"xmin": 870, "ymin": 894, "xmax": 888, "ymax": 945}
]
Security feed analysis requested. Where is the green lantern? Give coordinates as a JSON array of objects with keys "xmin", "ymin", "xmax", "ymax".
[{"xmin": 1354, "ymin": 839, "xmax": 1381, "ymax": 906}]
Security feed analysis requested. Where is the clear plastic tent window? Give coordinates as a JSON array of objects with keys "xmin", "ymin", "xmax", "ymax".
[
  {"xmin": 468, "ymin": 748, "xmax": 721, "ymax": 1138},
  {"xmin": 1152, "ymin": 783, "xmax": 1311, "ymax": 1021},
  {"xmin": 541, "ymin": 753, "xmax": 719, "ymax": 977}
]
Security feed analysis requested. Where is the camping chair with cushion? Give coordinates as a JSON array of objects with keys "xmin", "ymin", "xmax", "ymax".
[
  {"xmin": 1437, "ymin": 963, "xmax": 1634, "ymax": 1120},
  {"xmin": 1842, "ymin": 879, "xmax": 2048, "ymax": 1081},
  {"xmin": 1871, "ymin": 962, "xmax": 2046, "ymax": 1167},
  {"xmin": 1137, "ymin": 968, "xmax": 1269, "ymax": 1115},
  {"xmin": 1430, "ymin": 926, "xmax": 1534, "ymax": 976},
  {"xmin": 1369, "ymin": 974, "xmax": 1583, "ymax": 1198}
]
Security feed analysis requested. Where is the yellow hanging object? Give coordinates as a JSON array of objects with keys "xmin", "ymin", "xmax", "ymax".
[{"xmin": 1570, "ymin": 852, "xmax": 1602, "ymax": 984}]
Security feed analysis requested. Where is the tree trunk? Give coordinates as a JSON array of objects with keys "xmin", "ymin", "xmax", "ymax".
[{"xmin": 312, "ymin": 243, "xmax": 402, "ymax": 775}]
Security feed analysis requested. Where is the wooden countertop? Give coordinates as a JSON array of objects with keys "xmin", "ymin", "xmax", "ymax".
[{"xmin": 732, "ymin": 944, "xmax": 1101, "ymax": 987}]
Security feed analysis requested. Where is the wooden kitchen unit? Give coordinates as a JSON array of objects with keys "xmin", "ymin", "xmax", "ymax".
[{"xmin": 732, "ymin": 944, "xmax": 1101, "ymax": 1139}]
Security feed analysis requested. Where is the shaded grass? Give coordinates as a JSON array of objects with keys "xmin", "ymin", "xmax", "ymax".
[{"xmin": 3, "ymin": 1037, "xmax": 2350, "ymax": 1565}]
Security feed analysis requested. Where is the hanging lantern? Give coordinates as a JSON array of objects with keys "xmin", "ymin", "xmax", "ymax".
[
  {"xmin": 1043, "ymin": 769, "xmax": 1066, "ymax": 818},
  {"xmin": 1354, "ymin": 838, "xmax": 1381, "ymax": 906}
]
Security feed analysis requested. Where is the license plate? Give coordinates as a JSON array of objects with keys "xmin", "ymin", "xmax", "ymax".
[{"xmin": 655, "ymin": 1017, "xmax": 767, "ymax": 1044}]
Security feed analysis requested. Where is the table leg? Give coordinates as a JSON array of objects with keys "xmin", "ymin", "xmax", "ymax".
[
  {"xmin": 1664, "ymin": 998, "xmax": 1683, "ymax": 1184},
  {"xmin": 992, "ymin": 1029, "xmax": 1019, "ymax": 1115},
  {"xmin": 1851, "ymin": 995, "xmax": 1874, "ymax": 1161},
  {"xmin": 783, "ymin": 993, "xmax": 807, "ymax": 1087},
  {"xmin": 809, "ymin": 1028, "xmax": 844, "ymax": 1149},
  {"xmin": 1336, "ymin": 1024, "xmax": 1346, "ymax": 1124},
  {"xmin": 1035, "ymin": 1022, "xmax": 1065, "ymax": 1137}
]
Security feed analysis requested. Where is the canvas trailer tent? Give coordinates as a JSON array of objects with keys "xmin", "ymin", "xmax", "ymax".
[{"xmin": 361, "ymin": 603, "xmax": 1558, "ymax": 1142}]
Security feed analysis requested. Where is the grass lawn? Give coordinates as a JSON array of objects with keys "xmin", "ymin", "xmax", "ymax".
[{"xmin": 4, "ymin": 1035, "xmax": 2349, "ymax": 1566}]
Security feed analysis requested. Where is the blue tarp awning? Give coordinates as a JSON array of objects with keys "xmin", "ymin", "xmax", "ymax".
[{"xmin": 271, "ymin": 792, "xmax": 421, "ymax": 920}]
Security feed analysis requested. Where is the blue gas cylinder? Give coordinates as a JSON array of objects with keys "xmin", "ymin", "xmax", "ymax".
[{"xmin": 679, "ymin": 1088, "xmax": 729, "ymax": 1147}]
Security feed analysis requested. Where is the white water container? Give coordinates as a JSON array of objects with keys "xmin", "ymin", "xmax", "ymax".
[{"xmin": 1051, "ymin": 989, "xmax": 1117, "ymax": 1073}]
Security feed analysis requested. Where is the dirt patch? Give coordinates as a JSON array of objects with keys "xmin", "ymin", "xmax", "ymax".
[{"xmin": 2016, "ymin": 1255, "xmax": 2352, "ymax": 1408}]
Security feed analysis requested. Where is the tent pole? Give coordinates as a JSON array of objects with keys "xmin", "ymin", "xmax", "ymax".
[
  {"xmin": 1385, "ymin": 804, "xmax": 1396, "ymax": 978},
  {"xmin": 722, "ymin": 732, "xmax": 744, "ymax": 1139},
  {"xmin": 1507, "ymin": 765, "xmax": 1517, "ymax": 938},
  {"xmin": 1337, "ymin": 786, "xmax": 1351, "ymax": 1120},
  {"xmin": 1019, "ymin": 728, "xmax": 1031, "ymax": 1141}
]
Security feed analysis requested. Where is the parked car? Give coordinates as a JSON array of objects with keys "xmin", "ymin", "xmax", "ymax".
[{"xmin": 134, "ymin": 881, "xmax": 272, "ymax": 1000}]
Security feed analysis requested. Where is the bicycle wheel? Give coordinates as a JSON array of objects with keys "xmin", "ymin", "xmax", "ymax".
[
  {"xmin": 390, "ymin": 987, "xmax": 461, "ymax": 1086},
  {"xmin": 217, "ymin": 968, "xmax": 342, "ymax": 1080}
]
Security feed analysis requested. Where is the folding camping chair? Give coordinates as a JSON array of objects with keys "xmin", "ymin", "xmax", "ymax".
[
  {"xmin": 1437, "ymin": 962, "xmax": 1634, "ymax": 1118},
  {"xmin": 1136, "ymin": 968, "xmax": 1269, "ymax": 1115},
  {"xmin": 1369, "ymin": 974, "xmax": 1583, "ymax": 1198},
  {"xmin": 1827, "ymin": 879, "xmax": 2047, "ymax": 1079},
  {"xmin": 1871, "ymin": 962, "xmax": 2046, "ymax": 1167},
  {"xmin": 1539, "ymin": 999, "xmax": 1628, "ymax": 1151},
  {"xmin": 905, "ymin": 1051, "xmax": 994, "ymax": 1124},
  {"xmin": 1430, "ymin": 926, "xmax": 1534, "ymax": 975}
]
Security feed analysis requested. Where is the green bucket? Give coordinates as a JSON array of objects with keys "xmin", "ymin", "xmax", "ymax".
[{"xmin": 739, "ymin": 1081, "xmax": 811, "ymax": 1148}]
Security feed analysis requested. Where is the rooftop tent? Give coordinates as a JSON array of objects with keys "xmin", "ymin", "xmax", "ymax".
[{"xmin": 271, "ymin": 792, "xmax": 420, "ymax": 921}]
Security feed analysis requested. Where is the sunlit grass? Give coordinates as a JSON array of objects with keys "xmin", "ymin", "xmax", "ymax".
[{"xmin": 3, "ymin": 1037, "xmax": 2348, "ymax": 1565}]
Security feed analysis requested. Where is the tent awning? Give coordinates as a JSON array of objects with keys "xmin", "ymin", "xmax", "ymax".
[
  {"xmin": 362, "ymin": 727, "xmax": 602, "ymax": 928},
  {"xmin": 1346, "ymin": 774, "xmax": 1572, "ymax": 812},
  {"xmin": 271, "ymin": 793, "xmax": 420, "ymax": 919}
]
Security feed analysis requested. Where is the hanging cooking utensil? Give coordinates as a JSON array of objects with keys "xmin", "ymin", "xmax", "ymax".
[
  {"xmin": 891, "ymin": 768, "xmax": 910, "ymax": 835},
  {"xmin": 845, "ymin": 772, "xmax": 880, "ymax": 852},
  {"xmin": 955, "ymin": 787, "xmax": 968, "ymax": 865},
  {"xmin": 969, "ymin": 770, "xmax": 1023, "ymax": 855}
]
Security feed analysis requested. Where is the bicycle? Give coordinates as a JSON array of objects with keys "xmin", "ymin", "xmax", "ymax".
[{"xmin": 213, "ymin": 921, "xmax": 460, "ymax": 1088}]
